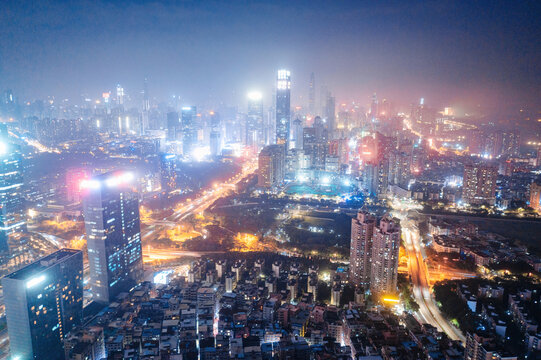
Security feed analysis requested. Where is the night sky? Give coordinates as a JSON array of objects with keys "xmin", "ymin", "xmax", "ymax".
[{"xmin": 1, "ymin": 0, "xmax": 540, "ymax": 109}]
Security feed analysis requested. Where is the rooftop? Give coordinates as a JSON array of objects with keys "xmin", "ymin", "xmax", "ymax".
[{"xmin": 4, "ymin": 248, "xmax": 80, "ymax": 281}]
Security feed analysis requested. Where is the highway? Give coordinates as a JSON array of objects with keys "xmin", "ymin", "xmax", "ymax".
[
  {"xmin": 142, "ymin": 159, "xmax": 258, "ymax": 256},
  {"xmin": 393, "ymin": 207, "xmax": 466, "ymax": 344}
]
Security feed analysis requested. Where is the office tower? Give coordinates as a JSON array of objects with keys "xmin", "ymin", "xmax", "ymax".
[
  {"xmin": 275, "ymin": 69, "xmax": 291, "ymax": 147},
  {"xmin": 166, "ymin": 111, "xmax": 180, "ymax": 142},
  {"xmin": 116, "ymin": 84, "xmax": 124, "ymax": 107},
  {"xmin": 308, "ymin": 72, "xmax": 315, "ymax": 115},
  {"xmin": 302, "ymin": 116, "xmax": 328, "ymax": 170},
  {"xmin": 349, "ymin": 211, "xmax": 376, "ymax": 289},
  {"xmin": 181, "ymin": 106, "xmax": 197, "ymax": 156},
  {"xmin": 246, "ymin": 92, "xmax": 264, "ymax": 150},
  {"xmin": 3, "ymin": 249, "xmax": 83, "ymax": 360},
  {"xmin": 370, "ymin": 93, "xmax": 378, "ymax": 123},
  {"xmin": 0, "ymin": 130, "xmax": 26, "ymax": 254},
  {"xmin": 325, "ymin": 92, "xmax": 335, "ymax": 136},
  {"xmin": 290, "ymin": 118, "xmax": 303, "ymax": 150},
  {"xmin": 66, "ymin": 167, "xmax": 90, "ymax": 203},
  {"xmin": 210, "ymin": 111, "xmax": 221, "ymax": 157},
  {"xmin": 530, "ymin": 181, "xmax": 541, "ymax": 213},
  {"xmin": 462, "ymin": 162, "xmax": 498, "ymax": 205},
  {"xmin": 159, "ymin": 153, "xmax": 177, "ymax": 195},
  {"xmin": 82, "ymin": 171, "xmax": 143, "ymax": 303},
  {"xmin": 258, "ymin": 145, "xmax": 285, "ymax": 188},
  {"xmin": 141, "ymin": 78, "xmax": 150, "ymax": 134},
  {"xmin": 370, "ymin": 215, "xmax": 401, "ymax": 294}
]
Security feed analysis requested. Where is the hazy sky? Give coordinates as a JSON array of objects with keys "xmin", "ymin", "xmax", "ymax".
[{"xmin": 1, "ymin": 0, "xmax": 540, "ymax": 110}]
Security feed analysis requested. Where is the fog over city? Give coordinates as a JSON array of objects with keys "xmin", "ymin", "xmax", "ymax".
[{"xmin": 0, "ymin": 1, "xmax": 540, "ymax": 360}]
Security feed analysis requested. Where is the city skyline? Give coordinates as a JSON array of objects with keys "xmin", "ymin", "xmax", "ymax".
[{"xmin": 1, "ymin": 1, "xmax": 540, "ymax": 110}]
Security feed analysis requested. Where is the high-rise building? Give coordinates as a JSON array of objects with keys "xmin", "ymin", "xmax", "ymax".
[
  {"xmin": 387, "ymin": 151, "xmax": 412, "ymax": 188},
  {"xmin": 181, "ymin": 106, "xmax": 197, "ymax": 156},
  {"xmin": 246, "ymin": 92, "xmax": 264, "ymax": 150},
  {"xmin": 0, "ymin": 130, "xmax": 27, "ymax": 254},
  {"xmin": 349, "ymin": 211, "xmax": 376, "ymax": 289},
  {"xmin": 258, "ymin": 145, "xmax": 285, "ymax": 188},
  {"xmin": 276, "ymin": 69, "xmax": 291, "ymax": 147},
  {"xmin": 66, "ymin": 167, "xmax": 90, "ymax": 203},
  {"xmin": 166, "ymin": 111, "xmax": 180, "ymax": 142},
  {"xmin": 159, "ymin": 153, "xmax": 177, "ymax": 195},
  {"xmin": 462, "ymin": 162, "xmax": 498, "ymax": 205},
  {"xmin": 325, "ymin": 93, "xmax": 335, "ymax": 136},
  {"xmin": 308, "ymin": 72, "xmax": 315, "ymax": 115},
  {"xmin": 82, "ymin": 171, "xmax": 143, "ymax": 303},
  {"xmin": 3, "ymin": 249, "xmax": 83, "ymax": 360},
  {"xmin": 370, "ymin": 93, "xmax": 378, "ymax": 123},
  {"xmin": 141, "ymin": 78, "xmax": 150, "ymax": 134},
  {"xmin": 209, "ymin": 111, "xmax": 221, "ymax": 157},
  {"xmin": 290, "ymin": 118, "xmax": 303, "ymax": 150},
  {"xmin": 302, "ymin": 116, "xmax": 328, "ymax": 170},
  {"xmin": 530, "ymin": 181, "xmax": 541, "ymax": 213},
  {"xmin": 370, "ymin": 216, "xmax": 401, "ymax": 294},
  {"xmin": 116, "ymin": 84, "xmax": 124, "ymax": 107}
]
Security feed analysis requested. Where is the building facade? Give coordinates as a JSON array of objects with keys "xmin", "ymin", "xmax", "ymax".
[
  {"xmin": 3, "ymin": 249, "xmax": 83, "ymax": 360},
  {"xmin": 83, "ymin": 171, "xmax": 143, "ymax": 303}
]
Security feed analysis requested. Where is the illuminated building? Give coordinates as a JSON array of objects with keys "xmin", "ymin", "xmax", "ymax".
[
  {"xmin": 166, "ymin": 111, "xmax": 180, "ymax": 142},
  {"xmin": 370, "ymin": 215, "xmax": 401, "ymax": 294},
  {"xmin": 308, "ymin": 72, "xmax": 315, "ymax": 115},
  {"xmin": 276, "ymin": 69, "xmax": 291, "ymax": 147},
  {"xmin": 116, "ymin": 84, "xmax": 124, "ymax": 107},
  {"xmin": 302, "ymin": 116, "xmax": 327, "ymax": 170},
  {"xmin": 462, "ymin": 162, "xmax": 498, "ymax": 205},
  {"xmin": 325, "ymin": 93, "xmax": 335, "ymax": 136},
  {"xmin": 210, "ymin": 111, "xmax": 221, "ymax": 157},
  {"xmin": 181, "ymin": 106, "xmax": 197, "ymax": 155},
  {"xmin": 0, "ymin": 130, "xmax": 27, "ymax": 254},
  {"xmin": 258, "ymin": 145, "xmax": 285, "ymax": 188},
  {"xmin": 290, "ymin": 118, "xmax": 303, "ymax": 150},
  {"xmin": 141, "ymin": 78, "xmax": 150, "ymax": 134},
  {"xmin": 246, "ymin": 92, "xmax": 264, "ymax": 150},
  {"xmin": 349, "ymin": 211, "xmax": 376, "ymax": 289},
  {"xmin": 82, "ymin": 171, "xmax": 143, "ymax": 303},
  {"xmin": 66, "ymin": 167, "xmax": 90, "ymax": 203},
  {"xmin": 159, "ymin": 153, "xmax": 177, "ymax": 195},
  {"xmin": 387, "ymin": 151, "xmax": 411, "ymax": 188},
  {"xmin": 530, "ymin": 181, "xmax": 541, "ymax": 213},
  {"xmin": 370, "ymin": 93, "xmax": 378, "ymax": 123},
  {"xmin": 3, "ymin": 249, "xmax": 83, "ymax": 360}
]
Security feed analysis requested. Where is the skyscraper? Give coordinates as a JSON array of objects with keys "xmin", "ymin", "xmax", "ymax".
[
  {"xmin": 0, "ymin": 128, "xmax": 26, "ymax": 254},
  {"xmin": 462, "ymin": 162, "xmax": 498, "ymax": 205},
  {"xmin": 370, "ymin": 215, "xmax": 401, "ymax": 294},
  {"xmin": 166, "ymin": 111, "xmax": 180, "ymax": 142},
  {"xmin": 246, "ymin": 91, "xmax": 264, "ymax": 150},
  {"xmin": 349, "ymin": 211, "xmax": 376, "ymax": 289},
  {"xmin": 82, "ymin": 171, "xmax": 143, "ymax": 303},
  {"xmin": 308, "ymin": 72, "xmax": 315, "ymax": 115},
  {"xmin": 325, "ymin": 92, "xmax": 335, "ymax": 136},
  {"xmin": 141, "ymin": 78, "xmax": 150, "ymax": 134},
  {"xmin": 258, "ymin": 145, "xmax": 285, "ymax": 188},
  {"xmin": 181, "ymin": 106, "xmax": 197, "ymax": 156},
  {"xmin": 159, "ymin": 153, "xmax": 178, "ymax": 196},
  {"xmin": 209, "ymin": 111, "xmax": 221, "ymax": 157},
  {"xmin": 3, "ymin": 249, "xmax": 83, "ymax": 360},
  {"xmin": 275, "ymin": 69, "xmax": 291, "ymax": 147}
]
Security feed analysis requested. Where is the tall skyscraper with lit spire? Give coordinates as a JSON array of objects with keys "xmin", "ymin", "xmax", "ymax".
[{"xmin": 275, "ymin": 69, "xmax": 291, "ymax": 148}]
